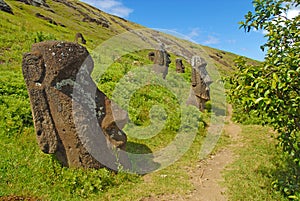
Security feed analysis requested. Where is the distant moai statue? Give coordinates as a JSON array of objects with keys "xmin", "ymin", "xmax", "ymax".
[
  {"xmin": 22, "ymin": 41, "xmax": 130, "ymax": 171},
  {"xmin": 148, "ymin": 44, "xmax": 171, "ymax": 79},
  {"xmin": 176, "ymin": 58, "xmax": 185, "ymax": 73},
  {"xmin": 190, "ymin": 56, "xmax": 212, "ymax": 111},
  {"xmin": 75, "ymin": 32, "xmax": 86, "ymax": 44}
]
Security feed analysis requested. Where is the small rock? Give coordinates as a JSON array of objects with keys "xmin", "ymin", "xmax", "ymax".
[{"xmin": 0, "ymin": 0, "xmax": 13, "ymax": 14}]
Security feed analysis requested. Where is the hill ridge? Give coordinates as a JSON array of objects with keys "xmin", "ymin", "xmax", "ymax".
[{"xmin": 0, "ymin": 0, "xmax": 258, "ymax": 73}]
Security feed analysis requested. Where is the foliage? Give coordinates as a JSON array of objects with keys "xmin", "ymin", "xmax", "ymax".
[
  {"xmin": 0, "ymin": 67, "xmax": 203, "ymax": 200},
  {"xmin": 0, "ymin": 62, "xmax": 142, "ymax": 200},
  {"xmin": 231, "ymin": 103, "xmax": 270, "ymax": 125},
  {"xmin": 229, "ymin": 0, "xmax": 300, "ymax": 198},
  {"xmin": 0, "ymin": 69, "xmax": 141, "ymax": 200},
  {"xmin": 0, "ymin": 70, "xmax": 32, "ymax": 137},
  {"xmin": 0, "ymin": 0, "xmax": 270, "ymax": 200},
  {"xmin": 96, "ymin": 52, "xmax": 197, "ymax": 133},
  {"xmin": 34, "ymin": 31, "xmax": 57, "ymax": 43},
  {"xmin": 0, "ymin": 3, "xmax": 206, "ymax": 197},
  {"xmin": 0, "ymin": 134, "xmax": 140, "ymax": 200}
]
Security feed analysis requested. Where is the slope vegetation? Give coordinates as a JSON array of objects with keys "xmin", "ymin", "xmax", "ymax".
[{"xmin": 0, "ymin": 0, "xmax": 263, "ymax": 200}]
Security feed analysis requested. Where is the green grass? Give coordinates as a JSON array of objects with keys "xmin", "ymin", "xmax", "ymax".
[
  {"xmin": 0, "ymin": 65, "xmax": 208, "ymax": 200},
  {"xmin": 0, "ymin": 2, "xmax": 208, "ymax": 199},
  {"xmin": 0, "ymin": 128, "xmax": 141, "ymax": 200},
  {"xmin": 0, "ymin": 68, "xmax": 142, "ymax": 200},
  {"xmin": 0, "ymin": 45, "xmax": 210, "ymax": 200},
  {"xmin": 223, "ymin": 125, "xmax": 288, "ymax": 201},
  {"xmin": 0, "ymin": 0, "xmax": 283, "ymax": 200}
]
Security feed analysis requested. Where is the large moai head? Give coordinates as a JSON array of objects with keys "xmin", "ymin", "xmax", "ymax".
[
  {"xmin": 191, "ymin": 56, "xmax": 212, "ymax": 86},
  {"xmin": 22, "ymin": 41, "xmax": 130, "ymax": 171}
]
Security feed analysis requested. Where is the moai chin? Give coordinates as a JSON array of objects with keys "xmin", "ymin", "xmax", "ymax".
[{"xmin": 22, "ymin": 41, "xmax": 130, "ymax": 171}]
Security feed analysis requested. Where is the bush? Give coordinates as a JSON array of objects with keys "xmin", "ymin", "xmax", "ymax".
[
  {"xmin": 34, "ymin": 31, "xmax": 57, "ymax": 43},
  {"xmin": 229, "ymin": 0, "xmax": 300, "ymax": 198}
]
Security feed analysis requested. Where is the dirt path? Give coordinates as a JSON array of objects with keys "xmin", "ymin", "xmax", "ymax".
[
  {"xmin": 185, "ymin": 104, "xmax": 242, "ymax": 201},
  {"xmin": 142, "ymin": 105, "xmax": 242, "ymax": 201}
]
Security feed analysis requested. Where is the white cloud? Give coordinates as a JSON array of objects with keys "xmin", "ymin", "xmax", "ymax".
[
  {"xmin": 251, "ymin": 4, "xmax": 299, "ymax": 35},
  {"xmin": 286, "ymin": 7, "xmax": 300, "ymax": 19},
  {"xmin": 203, "ymin": 36, "xmax": 220, "ymax": 45},
  {"xmin": 81, "ymin": 0, "xmax": 133, "ymax": 18},
  {"xmin": 253, "ymin": 28, "xmax": 269, "ymax": 35},
  {"xmin": 187, "ymin": 28, "xmax": 200, "ymax": 39},
  {"xmin": 227, "ymin": 39, "xmax": 237, "ymax": 44}
]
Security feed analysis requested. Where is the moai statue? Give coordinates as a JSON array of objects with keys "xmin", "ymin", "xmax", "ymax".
[
  {"xmin": 22, "ymin": 41, "xmax": 130, "ymax": 171},
  {"xmin": 148, "ymin": 44, "xmax": 171, "ymax": 79},
  {"xmin": 176, "ymin": 58, "xmax": 185, "ymax": 73},
  {"xmin": 190, "ymin": 56, "xmax": 212, "ymax": 111},
  {"xmin": 75, "ymin": 33, "xmax": 86, "ymax": 44}
]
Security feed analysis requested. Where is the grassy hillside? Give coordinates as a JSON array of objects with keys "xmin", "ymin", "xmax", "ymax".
[
  {"xmin": 0, "ymin": 0, "xmax": 266, "ymax": 200},
  {"xmin": 0, "ymin": 0, "xmax": 143, "ymax": 69}
]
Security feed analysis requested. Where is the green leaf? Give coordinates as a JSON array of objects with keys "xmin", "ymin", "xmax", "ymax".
[
  {"xmin": 272, "ymin": 73, "xmax": 278, "ymax": 82},
  {"xmin": 272, "ymin": 79, "xmax": 277, "ymax": 89},
  {"xmin": 288, "ymin": 195, "xmax": 298, "ymax": 199},
  {"xmin": 255, "ymin": 97, "xmax": 264, "ymax": 104}
]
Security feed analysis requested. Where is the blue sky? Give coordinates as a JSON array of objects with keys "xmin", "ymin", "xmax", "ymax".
[{"xmin": 80, "ymin": 0, "xmax": 299, "ymax": 61}]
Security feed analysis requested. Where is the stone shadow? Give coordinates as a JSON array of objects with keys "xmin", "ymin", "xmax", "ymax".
[{"xmin": 126, "ymin": 141, "xmax": 160, "ymax": 175}]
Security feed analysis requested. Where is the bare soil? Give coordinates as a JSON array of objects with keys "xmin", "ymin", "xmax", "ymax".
[
  {"xmin": 185, "ymin": 105, "xmax": 241, "ymax": 201},
  {"xmin": 141, "ymin": 105, "xmax": 242, "ymax": 201}
]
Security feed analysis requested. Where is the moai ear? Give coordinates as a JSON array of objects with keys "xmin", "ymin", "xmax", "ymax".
[
  {"xmin": 22, "ymin": 51, "xmax": 59, "ymax": 154},
  {"xmin": 191, "ymin": 67, "xmax": 197, "ymax": 87},
  {"xmin": 22, "ymin": 51, "xmax": 45, "ymax": 83}
]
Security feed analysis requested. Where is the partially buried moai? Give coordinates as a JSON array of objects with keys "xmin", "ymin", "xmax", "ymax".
[
  {"xmin": 176, "ymin": 58, "xmax": 185, "ymax": 73},
  {"xmin": 148, "ymin": 44, "xmax": 171, "ymax": 79},
  {"xmin": 22, "ymin": 41, "xmax": 130, "ymax": 171},
  {"xmin": 191, "ymin": 56, "xmax": 212, "ymax": 111}
]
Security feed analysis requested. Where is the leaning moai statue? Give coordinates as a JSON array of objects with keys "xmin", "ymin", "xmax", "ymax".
[
  {"xmin": 190, "ymin": 56, "xmax": 212, "ymax": 111},
  {"xmin": 176, "ymin": 58, "xmax": 185, "ymax": 73},
  {"xmin": 22, "ymin": 41, "xmax": 130, "ymax": 171},
  {"xmin": 148, "ymin": 44, "xmax": 171, "ymax": 79}
]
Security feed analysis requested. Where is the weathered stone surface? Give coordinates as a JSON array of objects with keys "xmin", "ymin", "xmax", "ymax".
[
  {"xmin": 35, "ymin": 13, "xmax": 64, "ymax": 27},
  {"xmin": 148, "ymin": 45, "xmax": 171, "ymax": 79},
  {"xmin": 22, "ymin": 41, "xmax": 130, "ymax": 171},
  {"xmin": 190, "ymin": 56, "xmax": 212, "ymax": 111},
  {"xmin": 0, "ymin": 0, "xmax": 13, "ymax": 14},
  {"xmin": 176, "ymin": 58, "xmax": 185, "ymax": 73},
  {"xmin": 17, "ymin": 0, "xmax": 49, "ymax": 7},
  {"xmin": 82, "ymin": 15, "xmax": 110, "ymax": 28}
]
